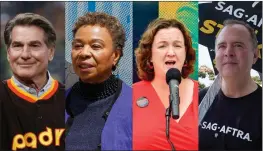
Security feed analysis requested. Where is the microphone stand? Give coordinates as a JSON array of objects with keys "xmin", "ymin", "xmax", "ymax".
[{"xmin": 165, "ymin": 94, "xmax": 176, "ymax": 151}]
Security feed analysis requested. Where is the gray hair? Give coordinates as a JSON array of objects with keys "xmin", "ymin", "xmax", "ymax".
[
  {"xmin": 215, "ymin": 19, "xmax": 258, "ymax": 50},
  {"xmin": 4, "ymin": 13, "xmax": 56, "ymax": 48}
]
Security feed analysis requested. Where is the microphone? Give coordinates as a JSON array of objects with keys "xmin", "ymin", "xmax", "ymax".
[{"xmin": 166, "ymin": 68, "xmax": 181, "ymax": 119}]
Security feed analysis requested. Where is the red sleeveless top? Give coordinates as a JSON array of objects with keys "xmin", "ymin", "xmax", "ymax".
[{"xmin": 133, "ymin": 80, "xmax": 198, "ymax": 150}]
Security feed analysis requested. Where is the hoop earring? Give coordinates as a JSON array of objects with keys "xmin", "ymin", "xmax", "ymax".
[
  {"xmin": 183, "ymin": 61, "xmax": 188, "ymax": 67},
  {"xmin": 112, "ymin": 64, "xmax": 119, "ymax": 78},
  {"xmin": 147, "ymin": 61, "xmax": 154, "ymax": 69},
  {"xmin": 112, "ymin": 64, "xmax": 116, "ymax": 71}
]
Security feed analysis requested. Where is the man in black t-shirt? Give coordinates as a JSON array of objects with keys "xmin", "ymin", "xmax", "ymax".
[{"xmin": 199, "ymin": 19, "xmax": 262, "ymax": 150}]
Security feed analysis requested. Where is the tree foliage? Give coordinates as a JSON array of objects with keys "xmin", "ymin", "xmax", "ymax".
[
  {"xmin": 252, "ymin": 76, "xmax": 262, "ymax": 86},
  {"xmin": 199, "ymin": 82, "xmax": 206, "ymax": 89}
]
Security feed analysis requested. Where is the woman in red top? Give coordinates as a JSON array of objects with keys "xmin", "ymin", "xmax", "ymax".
[{"xmin": 133, "ymin": 18, "xmax": 198, "ymax": 150}]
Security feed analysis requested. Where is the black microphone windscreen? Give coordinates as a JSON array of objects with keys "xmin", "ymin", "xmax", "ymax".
[{"xmin": 166, "ymin": 68, "xmax": 181, "ymax": 84}]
